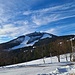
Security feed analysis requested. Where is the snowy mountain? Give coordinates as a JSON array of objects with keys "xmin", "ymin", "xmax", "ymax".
[
  {"xmin": 0, "ymin": 32, "xmax": 57, "ymax": 50},
  {"xmin": 0, "ymin": 32, "xmax": 75, "ymax": 51}
]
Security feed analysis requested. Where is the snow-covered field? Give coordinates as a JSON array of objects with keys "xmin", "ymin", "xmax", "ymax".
[{"xmin": 0, "ymin": 54, "xmax": 75, "ymax": 75}]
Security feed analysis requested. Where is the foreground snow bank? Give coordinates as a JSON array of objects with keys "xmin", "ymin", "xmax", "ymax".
[
  {"xmin": 0, "ymin": 53, "xmax": 75, "ymax": 75},
  {"xmin": 38, "ymin": 65, "xmax": 75, "ymax": 75}
]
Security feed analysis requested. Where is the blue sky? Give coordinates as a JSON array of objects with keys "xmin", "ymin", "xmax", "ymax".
[{"xmin": 0, "ymin": 0, "xmax": 75, "ymax": 43}]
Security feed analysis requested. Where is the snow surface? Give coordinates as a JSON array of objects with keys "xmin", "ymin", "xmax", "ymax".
[
  {"xmin": 41, "ymin": 34, "xmax": 51, "ymax": 39},
  {"xmin": 0, "ymin": 53, "xmax": 75, "ymax": 75},
  {"xmin": 11, "ymin": 36, "xmax": 30, "ymax": 50},
  {"xmin": 28, "ymin": 35, "xmax": 41, "ymax": 42}
]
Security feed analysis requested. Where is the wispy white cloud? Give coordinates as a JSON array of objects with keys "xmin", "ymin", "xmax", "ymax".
[
  {"xmin": 0, "ymin": 0, "xmax": 75, "ymax": 43},
  {"xmin": 46, "ymin": 28, "xmax": 57, "ymax": 35},
  {"xmin": 23, "ymin": 2, "xmax": 75, "ymax": 27},
  {"xmin": 23, "ymin": 2, "xmax": 75, "ymax": 15},
  {"xmin": 0, "ymin": 24, "xmax": 19, "ymax": 36},
  {"xmin": 0, "ymin": 21, "xmax": 35, "ymax": 39},
  {"xmin": 32, "ymin": 14, "xmax": 59, "ymax": 26},
  {"xmin": 46, "ymin": 23, "xmax": 75, "ymax": 35}
]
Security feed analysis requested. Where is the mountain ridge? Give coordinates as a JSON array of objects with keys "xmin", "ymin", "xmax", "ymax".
[{"xmin": 0, "ymin": 32, "xmax": 75, "ymax": 51}]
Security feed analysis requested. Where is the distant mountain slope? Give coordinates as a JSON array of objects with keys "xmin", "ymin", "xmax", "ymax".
[
  {"xmin": 0, "ymin": 32, "xmax": 57, "ymax": 51},
  {"xmin": 0, "ymin": 32, "xmax": 75, "ymax": 51}
]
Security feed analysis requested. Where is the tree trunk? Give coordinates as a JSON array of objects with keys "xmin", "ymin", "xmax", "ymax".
[
  {"xmin": 43, "ymin": 57, "xmax": 45, "ymax": 64},
  {"xmin": 66, "ymin": 55, "xmax": 68, "ymax": 62},
  {"xmin": 57, "ymin": 55, "xmax": 60, "ymax": 62},
  {"xmin": 70, "ymin": 53, "xmax": 72, "ymax": 61}
]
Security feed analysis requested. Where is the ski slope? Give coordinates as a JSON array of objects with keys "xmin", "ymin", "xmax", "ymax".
[
  {"xmin": 0, "ymin": 53, "xmax": 75, "ymax": 75},
  {"xmin": 11, "ymin": 33, "xmax": 52, "ymax": 50}
]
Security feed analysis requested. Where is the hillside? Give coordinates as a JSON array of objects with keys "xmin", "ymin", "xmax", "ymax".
[
  {"xmin": 0, "ymin": 32, "xmax": 75, "ymax": 51},
  {"xmin": 0, "ymin": 32, "xmax": 75, "ymax": 66},
  {"xmin": 0, "ymin": 32, "xmax": 57, "ymax": 51}
]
